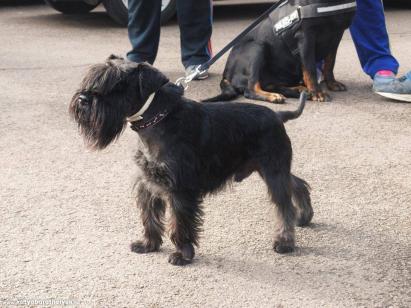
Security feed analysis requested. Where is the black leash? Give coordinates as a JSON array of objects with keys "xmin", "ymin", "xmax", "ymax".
[{"xmin": 176, "ymin": 0, "xmax": 287, "ymax": 89}]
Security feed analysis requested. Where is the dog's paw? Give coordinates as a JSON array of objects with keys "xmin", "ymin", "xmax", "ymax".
[
  {"xmin": 130, "ymin": 240, "xmax": 159, "ymax": 254},
  {"xmin": 273, "ymin": 239, "xmax": 295, "ymax": 254},
  {"xmin": 168, "ymin": 252, "xmax": 191, "ymax": 266},
  {"xmin": 296, "ymin": 209, "xmax": 314, "ymax": 227},
  {"xmin": 268, "ymin": 93, "xmax": 286, "ymax": 104},
  {"xmin": 310, "ymin": 91, "xmax": 331, "ymax": 102},
  {"xmin": 180, "ymin": 243, "xmax": 195, "ymax": 260},
  {"xmin": 322, "ymin": 80, "xmax": 347, "ymax": 92}
]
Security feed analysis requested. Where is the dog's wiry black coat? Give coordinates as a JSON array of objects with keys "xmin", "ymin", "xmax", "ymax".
[{"xmin": 69, "ymin": 56, "xmax": 313, "ymax": 266}]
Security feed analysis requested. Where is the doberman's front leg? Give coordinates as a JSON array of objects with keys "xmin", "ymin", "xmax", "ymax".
[
  {"xmin": 321, "ymin": 31, "xmax": 347, "ymax": 92},
  {"xmin": 297, "ymin": 31, "xmax": 330, "ymax": 102}
]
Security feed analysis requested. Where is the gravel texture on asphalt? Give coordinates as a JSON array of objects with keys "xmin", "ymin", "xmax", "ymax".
[{"xmin": 1, "ymin": 2, "xmax": 410, "ymax": 307}]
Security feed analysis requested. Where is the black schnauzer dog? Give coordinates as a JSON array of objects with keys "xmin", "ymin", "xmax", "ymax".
[{"xmin": 69, "ymin": 55, "xmax": 313, "ymax": 266}]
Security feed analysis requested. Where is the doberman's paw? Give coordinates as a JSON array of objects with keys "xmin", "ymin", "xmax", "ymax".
[
  {"xmin": 322, "ymin": 80, "xmax": 347, "ymax": 92},
  {"xmin": 310, "ymin": 91, "xmax": 331, "ymax": 102},
  {"xmin": 268, "ymin": 93, "xmax": 286, "ymax": 104}
]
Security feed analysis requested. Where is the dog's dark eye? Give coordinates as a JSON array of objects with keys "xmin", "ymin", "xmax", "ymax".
[{"xmin": 78, "ymin": 94, "xmax": 92, "ymax": 105}]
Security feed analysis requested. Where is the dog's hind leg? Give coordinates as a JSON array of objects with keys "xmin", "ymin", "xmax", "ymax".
[
  {"xmin": 244, "ymin": 45, "xmax": 285, "ymax": 104},
  {"xmin": 168, "ymin": 194, "xmax": 203, "ymax": 266},
  {"xmin": 259, "ymin": 167, "xmax": 296, "ymax": 253},
  {"xmin": 291, "ymin": 174, "xmax": 313, "ymax": 227},
  {"xmin": 130, "ymin": 182, "xmax": 166, "ymax": 254},
  {"xmin": 265, "ymin": 85, "xmax": 309, "ymax": 99},
  {"xmin": 244, "ymin": 82, "xmax": 286, "ymax": 104}
]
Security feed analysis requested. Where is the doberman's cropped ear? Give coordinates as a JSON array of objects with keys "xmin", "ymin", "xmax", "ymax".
[{"xmin": 136, "ymin": 62, "xmax": 170, "ymax": 101}]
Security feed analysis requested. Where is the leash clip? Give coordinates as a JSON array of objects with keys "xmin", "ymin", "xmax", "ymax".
[
  {"xmin": 175, "ymin": 76, "xmax": 189, "ymax": 90},
  {"xmin": 175, "ymin": 66, "xmax": 207, "ymax": 90}
]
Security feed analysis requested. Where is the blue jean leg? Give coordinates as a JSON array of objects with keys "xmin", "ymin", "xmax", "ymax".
[{"xmin": 349, "ymin": 0, "xmax": 399, "ymax": 78}]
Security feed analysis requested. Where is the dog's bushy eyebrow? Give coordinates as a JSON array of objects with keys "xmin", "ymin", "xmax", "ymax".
[{"xmin": 81, "ymin": 63, "xmax": 127, "ymax": 95}]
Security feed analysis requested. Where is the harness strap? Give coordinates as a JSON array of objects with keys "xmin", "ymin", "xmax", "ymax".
[
  {"xmin": 272, "ymin": 0, "xmax": 357, "ymax": 56},
  {"xmin": 299, "ymin": 1, "xmax": 357, "ymax": 18},
  {"xmin": 273, "ymin": 0, "xmax": 357, "ymax": 33}
]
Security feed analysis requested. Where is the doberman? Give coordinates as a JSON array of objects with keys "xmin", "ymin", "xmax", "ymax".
[{"xmin": 204, "ymin": 0, "xmax": 356, "ymax": 103}]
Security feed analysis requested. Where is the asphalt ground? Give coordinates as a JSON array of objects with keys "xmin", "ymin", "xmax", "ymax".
[{"xmin": 1, "ymin": 1, "xmax": 410, "ymax": 307}]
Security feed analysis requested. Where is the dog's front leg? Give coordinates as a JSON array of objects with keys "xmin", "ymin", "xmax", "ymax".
[
  {"xmin": 168, "ymin": 193, "xmax": 203, "ymax": 266},
  {"xmin": 321, "ymin": 31, "xmax": 347, "ymax": 92},
  {"xmin": 130, "ymin": 181, "xmax": 166, "ymax": 254},
  {"xmin": 297, "ymin": 32, "xmax": 331, "ymax": 102}
]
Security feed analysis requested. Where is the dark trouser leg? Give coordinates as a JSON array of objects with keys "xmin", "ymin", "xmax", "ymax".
[
  {"xmin": 176, "ymin": 0, "xmax": 213, "ymax": 67},
  {"xmin": 127, "ymin": 0, "xmax": 161, "ymax": 64}
]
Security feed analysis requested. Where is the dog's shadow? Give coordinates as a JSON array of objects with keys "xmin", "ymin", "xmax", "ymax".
[
  {"xmin": 167, "ymin": 222, "xmax": 366, "ymax": 297},
  {"xmin": 164, "ymin": 221, "xmax": 370, "ymax": 266},
  {"xmin": 145, "ymin": 221, "xmax": 348, "ymax": 266}
]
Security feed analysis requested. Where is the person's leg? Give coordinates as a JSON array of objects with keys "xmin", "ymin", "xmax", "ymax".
[
  {"xmin": 349, "ymin": 0, "xmax": 410, "ymax": 102},
  {"xmin": 127, "ymin": 0, "xmax": 161, "ymax": 64},
  {"xmin": 176, "ymin": 0, "xmax": 213, "ymax": 69},
  {"xmin": 349, "ymin": 0, "xmax": 399, "ymax": 78}
]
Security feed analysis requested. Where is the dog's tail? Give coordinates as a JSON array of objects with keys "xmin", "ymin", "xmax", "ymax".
[
  {"xmin": 277, "ymin": 91, "xmax": 307, "ymax": 123},
  {"xmin": 291, "ymin": 174, "xmax": 313, "ymax": 227},
  {"xmin": 202, "ymin": 79, "xmax": 239, "ymax": 102}
]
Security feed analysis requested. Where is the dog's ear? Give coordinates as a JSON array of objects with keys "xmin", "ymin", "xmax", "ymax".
[
  {"xmin": 136, "ymin": 62, "xmax": 169, "ymax": 101},
  {"xmin": 106, "ymin": 54, "xmax": 124, "ymax": 62}
]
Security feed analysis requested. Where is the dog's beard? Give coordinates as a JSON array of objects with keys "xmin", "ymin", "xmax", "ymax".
[{"xmin": 69, "ymin": 91, "xmax": 127, "ymax": 150}]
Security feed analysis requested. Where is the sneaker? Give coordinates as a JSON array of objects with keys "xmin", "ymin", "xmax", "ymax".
[
  {"xmin": 373, "ymin": 71, "xmax": 411, "ymax": 102},
  {"xmin": 185, "ymin": 65, "xmax": 209, "ymax": 80}
]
